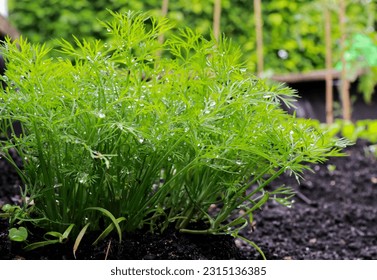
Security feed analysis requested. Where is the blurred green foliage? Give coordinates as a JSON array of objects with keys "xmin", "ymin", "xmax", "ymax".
[
  {"xmin": 6, "ymin": 0, "xmax": 377, "ymax": 75},
  {"xmin": 305, "ymin": 118, "xmax": 377, "ymax": 143}
]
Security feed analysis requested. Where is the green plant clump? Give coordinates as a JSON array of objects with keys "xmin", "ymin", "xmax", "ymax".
[
  {"xmin": 308, "ymin": 118, "xmax": 377, "ymax": 143},
  {"xmin": 0, "ymin": 11, "xmax": 345, "ymax": 255}
]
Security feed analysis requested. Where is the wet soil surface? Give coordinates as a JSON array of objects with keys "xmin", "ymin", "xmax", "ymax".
[{"xmin": 1, "ymin": 140, "xmax": 376, "ymax": 259}]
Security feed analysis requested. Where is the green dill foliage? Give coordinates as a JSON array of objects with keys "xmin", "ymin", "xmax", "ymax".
[{"xmin": 0, "ymin": 11, "xmax": 345, "ymax": 252}]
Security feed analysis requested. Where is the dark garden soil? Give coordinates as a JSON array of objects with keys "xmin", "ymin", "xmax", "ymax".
[
  {"xmin": 1, "ymin": 139, "xmax": 377, "ymax": 260},
  {"xmin": 238, "ymin": 139, "xmax": 377, "ymax": 260}
]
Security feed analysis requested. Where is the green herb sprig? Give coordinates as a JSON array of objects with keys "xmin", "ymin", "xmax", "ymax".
[{"xmin": 0, "ymin": 11, "xmax": 345, "ymax": 257}]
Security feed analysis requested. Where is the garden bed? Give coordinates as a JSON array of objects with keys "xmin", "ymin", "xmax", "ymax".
[
  {"xmin": 1, "ymin": 139, "xmax": 376, "ymax": 260},
  {"xmin": 239, "ymin": 139, "xmax": 377, "ymax": 259}
]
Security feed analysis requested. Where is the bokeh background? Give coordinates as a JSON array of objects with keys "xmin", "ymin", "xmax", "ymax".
[{"xmin": 6, "ymin": 0, "xmax": 376, "ymax": 74}]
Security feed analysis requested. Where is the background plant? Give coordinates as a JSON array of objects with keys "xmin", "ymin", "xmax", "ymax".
[
  {"xmin": 307, "ymin": 118, "xmax": 377, "ymax": 143},
  {"xmin": 7, "ymin": 0, "xmax": 376, "ymax": 74},
  {"xmin": 0, "ymin": 11, "xmax": 345, "ymax": 253}
]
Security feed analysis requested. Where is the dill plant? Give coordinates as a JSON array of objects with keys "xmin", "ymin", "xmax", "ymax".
[{"xmin": 0, "ymin": 11, "xmax": 345, "ymax": 254}]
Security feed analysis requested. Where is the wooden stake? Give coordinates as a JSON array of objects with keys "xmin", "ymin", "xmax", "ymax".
[
  {"xmin": 325, "ymin": 7, "xmax": 334, "ymax": 124},
  {"xmin": 213, "ymin": 0, "xmax": 222, "ymax": 41},
  {"xmin": 339, "ymin": 0, "xmax": 351, "ymax": 121},
  {"xmin": 161, "ymin": 0, "xmax": 169, "ymax": 18},
  {"xmin": 158, "ymin": 0, "xmax": 169, "ymax": 45},
  {"xmin": 254, "ymin": 0, "xmax": 264, "ymax": 76},
  {"xmin": 0, "ymin": 14, "xmax": 20, "ymax": 40}
]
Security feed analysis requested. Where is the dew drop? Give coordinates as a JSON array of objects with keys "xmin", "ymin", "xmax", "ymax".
[
  {"xmin": 97, "ymin": 111, "xmax": 105, "ymax": 118},
  {"xmin": 78, "ymin": 172, "xmax": 90, "ymax": 184},
  {"xmin": 278, "ymin": 49, "xmax": 289, "ymax": 60}
]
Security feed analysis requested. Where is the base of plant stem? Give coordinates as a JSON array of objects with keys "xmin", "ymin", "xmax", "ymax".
[
  {"xmin": 1, "ymin": 140, "xmax": 377, "ymax": 260},
  {"xmin": 0, "ymin": 220, "xmax": 244, "ymax": 260}
]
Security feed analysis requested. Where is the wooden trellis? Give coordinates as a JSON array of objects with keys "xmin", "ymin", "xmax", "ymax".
[
  {"xmin": 158, "ymin": 0, "xmax": 353, "ymax": 123},
  {"xmin": 158, "ymin": 0, "xmax": 169, "ymax": 45},
  {"xmin": 213, "ymin": 0, "xmax": 221, "ymax": 41},
  {"xmin": 339, "ymin": 0, "xmax": 351, "ymax": 121},
  {"xmin": 325, "ymin": 6, "xmax": 334, "ymax": 124},
  {"xmin": 0, "ymin": 14, "xmax": 20, "ymax": 40},
  {"xmin": 255, "ymin": 1, "xmax": 353, "ymax": 123},
  {"xmin": 254, "ymin": 0, "xmax": 264, "ymax": 76}
]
